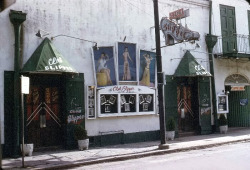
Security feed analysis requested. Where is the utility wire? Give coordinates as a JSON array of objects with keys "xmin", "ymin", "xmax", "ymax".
[{"xmin": 124, "ymin": 0, "xmax": 154, "ymax": 18}]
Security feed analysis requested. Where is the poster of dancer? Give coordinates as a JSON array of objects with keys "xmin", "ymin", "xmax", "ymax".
[
  {"xmin": 117, "ymin": 42, "xmax": 137, "ymax": 82},
  {"xmin": 139, "ymin": 50, "xmax": 156, "ymax": 87},
  {"xmin": 93, "ymin": 47, "xmax": 117, "ymax": 87}
]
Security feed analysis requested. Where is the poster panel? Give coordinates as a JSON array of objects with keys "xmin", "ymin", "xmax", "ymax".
[
  {"xmin": 139, "ymin": 50, "xmax": 156, "ymax": 87},
  {"xmin": 117, "ymin": 42, "xmax": 137, "ymax": 82},
  {"xmin": 93, "ymin": 47, "xmax": 116, "ymax": 87}
]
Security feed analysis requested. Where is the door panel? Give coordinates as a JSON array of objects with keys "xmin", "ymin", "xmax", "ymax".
[
  {"xmin": 220, "ymin": 5, "xmax": 237, "ymax": 53},
  {"xmin": 226, "ymin": 86, "xmax": 250, "ymax": 127}
]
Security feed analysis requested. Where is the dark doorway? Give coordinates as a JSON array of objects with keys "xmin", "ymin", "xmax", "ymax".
[
  {"xmin": 177, "ymin": 77, "xmax": 199, "ymax": 133},
  {"xmin": 25, "ymin": 75, "xmax": 63, "ymax": 149}
]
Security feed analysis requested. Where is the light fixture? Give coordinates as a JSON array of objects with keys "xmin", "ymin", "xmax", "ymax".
[
  {"xmin": 35, "ymin": 29, "xmax": 50, "ymax": 38},
  {"xmin": 50, "ymin": 34, "xmax": 98, "ymax": 49},
  {"xmin": 195, "ymin": 43, "xmax": 201, "ymax": 48},
  {"xmin": 93, "ymin": 43, "xmax": 99, "ymax": 50}
]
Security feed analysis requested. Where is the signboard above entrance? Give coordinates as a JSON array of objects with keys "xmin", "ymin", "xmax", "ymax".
[
  {"xmin": 22, "ymin": 38, "xmax": 77, "ymax": 73},
  {"xmin": 231, "ymin": 86, "xmax": 245, "ymax": 91},
  {"xmin": 160, "ymin": 17, "xmax": 200, "ymax": 45},
  {"xmin": 174, "ymin": 51, "xmax": 211, "ymax": 77}
]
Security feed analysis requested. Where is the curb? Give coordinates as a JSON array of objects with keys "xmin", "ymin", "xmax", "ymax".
[{"xmin": 40, "ymin": 138, "xmax": 250, "ymax": 170}]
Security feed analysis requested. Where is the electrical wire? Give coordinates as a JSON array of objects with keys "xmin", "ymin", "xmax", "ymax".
[
  {"xmin": 123, "ymin": 0, "xmax": 154, "ymax": 18},
  {"xmin": 158, "ymin": 0, "xmax": 209, "ymax": 8}
]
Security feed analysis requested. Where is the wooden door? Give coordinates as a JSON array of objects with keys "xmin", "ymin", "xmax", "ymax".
[{"xmin": 26, "ymin": 85, "xmax": 62, "ymax": 148}]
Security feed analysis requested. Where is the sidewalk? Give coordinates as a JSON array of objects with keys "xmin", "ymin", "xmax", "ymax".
[{"xmin": 2, "ymin": 128, "xmax": 250, "ymax": 170}]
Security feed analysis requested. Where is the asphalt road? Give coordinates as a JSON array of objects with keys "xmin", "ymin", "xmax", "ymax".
[{"xmin": 70, "ymin": 141, "xmax": 250, "ymax": 170}]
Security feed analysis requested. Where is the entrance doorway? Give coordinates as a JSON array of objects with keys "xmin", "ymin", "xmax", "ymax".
[
  {"xmin": 26, "ymin": 75, "xmax": 63, "ymax": 149},
  {"xmin": 177, "ymin": 77, "xmax": 199, "ymax": 133}
]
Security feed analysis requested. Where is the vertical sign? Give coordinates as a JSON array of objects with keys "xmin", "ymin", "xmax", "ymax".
[{"xmin": 21, "ymin": 76, "xmax": 30, "ymax": 94}]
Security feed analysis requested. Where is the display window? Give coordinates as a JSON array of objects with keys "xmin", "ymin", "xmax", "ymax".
[
  {"xmin": 96, "ymin": 85, "xmax": 156, "ymax": 117},
  {"xmin": 90, "ymin": 43, "xmax": 157, "ymax": 118}
]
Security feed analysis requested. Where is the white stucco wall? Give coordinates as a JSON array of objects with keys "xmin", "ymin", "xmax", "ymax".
[
  {"xmin": 211, "ymin": 0, "xmax": 250, "ymax": 94},
  {"xmin": 0, "ymin": 0, "xmax": 210, "ymax": 138}
]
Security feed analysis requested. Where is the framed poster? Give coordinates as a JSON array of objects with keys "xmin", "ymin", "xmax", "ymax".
[
  {"xmin": 217, "ymin": 94, "xmax": 228, "ymax": 114},
  {"xmin": 93, "ymin": 46, "xmax": 117, "ymax": 87},
  {"xmin": 120, "ymin": 94, "xmax": 136, "ymax": 113},
  {"xmin": 87, "ymin": 86, "xmax": 96, "ymax": 119},
  {"xmin": 100, "ymin": 94, "xmax": 118, "ymax": 114},
  {"xmin": 139, "ymin": 50, "xmax": 156, "ymax": 87},
  {"xmin": 117, "ymin": 42, "xmax": 137, "ymax": 82}
]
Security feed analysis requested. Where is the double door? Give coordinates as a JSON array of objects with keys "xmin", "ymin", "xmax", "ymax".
[
  {"xmin": 26, "ymin": 85, "xmax": 62, "ymax": 148},
  {"xmin": 177, "ymin": 80, "xmax": 199, "ymax": 132}
]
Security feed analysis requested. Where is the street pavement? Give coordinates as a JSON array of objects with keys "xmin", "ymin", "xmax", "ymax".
[{"xmin": 2, "ymin": 128, "xmax": 250, "ymax": 170}]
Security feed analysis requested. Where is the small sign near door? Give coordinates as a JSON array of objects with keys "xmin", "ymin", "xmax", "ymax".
[{"xmin": 21, "ymin": 76, "xmax": 30, "ymax": 94}]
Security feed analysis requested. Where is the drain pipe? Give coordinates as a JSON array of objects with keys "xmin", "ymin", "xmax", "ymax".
[
  {"xmin": 9, "ymin": 10, "xmax": 26, "ymax": 157},
  {"xmin": 205, "ymin": 1, "xmax": 218, "ymax": 132}
]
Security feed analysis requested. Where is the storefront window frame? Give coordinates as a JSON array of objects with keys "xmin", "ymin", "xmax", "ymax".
[{"xmin": 96, "ymin": 85, "xmax": 156, "ymax": 117}]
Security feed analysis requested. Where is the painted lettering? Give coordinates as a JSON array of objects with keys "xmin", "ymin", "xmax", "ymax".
[
  {"xmin": 67, "ymin": 114, "xmax": 85, "ymax": 124},
  {"xmin": 112, "ymin": 86, "xmax": 135, "ymax": 93},
  {"xmin": 44, "ymin": 64, "xmax": 74, "ymax": 72},
  {"xmin": 48, "ymin": 57, "xmax": 63, "ymax": 66},
  {"xmin": 160, "ymin": 17, "xmax": 200, "ymax": 45}
]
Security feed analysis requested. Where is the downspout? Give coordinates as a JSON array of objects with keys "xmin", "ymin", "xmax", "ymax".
[
  {"xmin": 9, "ymin": 10, "xmax": 26, "ymax": 157},
  {"xmin": 205, "ymin": 1, "xmax": 218, "ymax": 132}
]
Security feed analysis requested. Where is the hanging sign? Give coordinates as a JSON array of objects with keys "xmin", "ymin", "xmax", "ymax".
[
  {"xmin": 231, "ymin": 86, "xmax": 245, "ymax": 91},
  {"xmin": 169, "ymin": 8, "xmax": 189, "ymax": 20},
  {"xmin": 160, "ymin": 17, "xmax": 200, "ymax": 45}
]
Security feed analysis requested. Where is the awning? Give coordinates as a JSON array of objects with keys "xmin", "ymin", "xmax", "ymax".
[
  {"xmin": 22, "ymin": 37, "xmax": 77, "ymax": 73},
  {"xmin": 174, "ymin": 51, "xmax": 212, "ymax": 77}
]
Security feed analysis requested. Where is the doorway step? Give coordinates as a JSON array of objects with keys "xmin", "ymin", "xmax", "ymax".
[
  {"xmin": 33, "ymin": 145, "xmax": 63, "ymax": 152},
  {"xmin": 178, "ymin": 131, "xmax": 196, "ymax": 137}
]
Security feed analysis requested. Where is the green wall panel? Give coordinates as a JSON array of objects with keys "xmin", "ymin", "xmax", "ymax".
[
  {"xmin": 164, "ymin": 75, "xmax": 178, "ymax": 132},
  {"xmin": 3, "ymin": 71, "xmax": 15, "ymax": 157},
  {"xmin": 64, "ymin": 73, "xmax": 85, "ymax": 149},
  {"xmin": 199, "ymin": 77, "xmax": 212, "ymax": 134},
  {"xmin": 89, "ymin": 131, "xmax": 160, "ymax": 147}
]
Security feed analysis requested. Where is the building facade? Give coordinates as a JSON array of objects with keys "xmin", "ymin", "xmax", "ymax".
[
  {"xmin": 0, "ymin": 0, "xmax": 214, "ymax": 157},
  {"xmin": 211, "ymin": 0, "xmax": 250, "ymax": 126}
]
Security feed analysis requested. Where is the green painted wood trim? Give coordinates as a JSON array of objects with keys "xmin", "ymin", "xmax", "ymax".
[
  {"xmin": 3, "ymin": 71, "xmax": 15, "ymax": 158},
  {"xmin": 89, "ymin": 130, "xmax": 160, "ymax": 147}
]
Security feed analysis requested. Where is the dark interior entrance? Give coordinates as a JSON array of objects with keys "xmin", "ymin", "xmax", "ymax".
[
  {"xmin": 177, "ymin": 77, "xmax": 199, "ymax": 133},
  {"xmin": 25, "ymin": 75, "xmax": 63, "ymax": 149}
]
